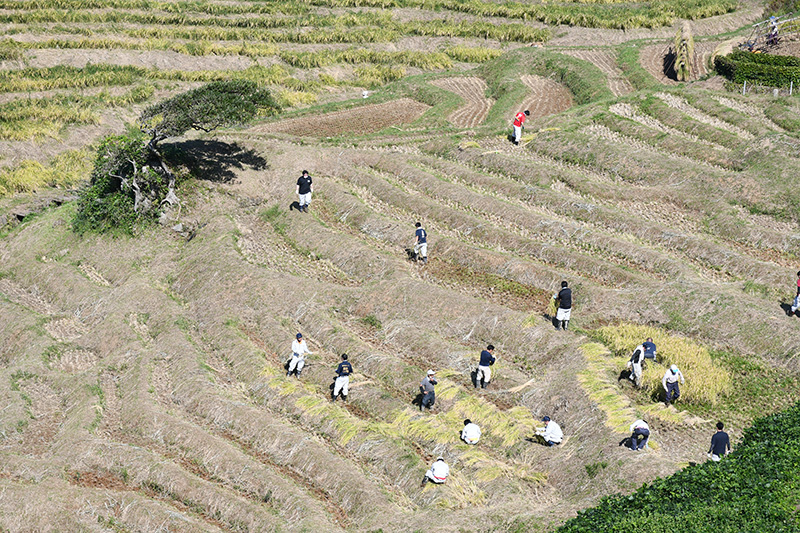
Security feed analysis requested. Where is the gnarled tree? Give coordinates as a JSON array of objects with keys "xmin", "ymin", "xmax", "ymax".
[{"xmin": 73, "ymin": 80, "xmax": 279, "ymax": 234}]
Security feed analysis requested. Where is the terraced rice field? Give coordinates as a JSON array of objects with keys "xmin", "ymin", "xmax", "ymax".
[{"xmin": 431, "ymin": 77, "xmax": 494, "ymax": 128}]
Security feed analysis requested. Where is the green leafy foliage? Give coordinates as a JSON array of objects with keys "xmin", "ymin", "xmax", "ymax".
[
  {"xmin": 715, "ymin": 51, "xmax": 800, "ymax": 87},
  {"xmin": 559, "ymin": 401, "xmax": 800, "ymax": 532},
  {"xmin": 139, "ymin": 79, "xmax": 279, "ymax": 143}
]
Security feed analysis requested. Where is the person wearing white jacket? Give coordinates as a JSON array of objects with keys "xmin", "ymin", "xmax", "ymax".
[
  {"xmin": 461, "ymin": 419, "xmax": 481, "ymax": 445},
  {"xmin": 424, "ymin": 457, "xmax": 449, "ymax": 485},
  {"xmin": 662, "ymin": 364, "xmax": 685, "ymax": 405},
  {"xmin": 536, "ymin": 416, "xmax": 563, "ymax": 446},
  {"xmin": 288, "ymin": 333, "xmax": 312, "ymax": 378}
]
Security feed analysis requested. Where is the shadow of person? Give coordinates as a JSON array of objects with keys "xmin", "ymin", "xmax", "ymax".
[
  {"xmin": 470, "ymin": 369, "xmax": 478, "ymax": 388},
  {"xmin": 289, "ymin": 201, "xmax": 302, "ymax": 212},
  {"xmin": 165, "ymin": 139, "xmax": 268, "ymax": 183},
  {"xmin": 412, "ymin": 392, "xmax": 425, "ymax": 410},
  {"xmin": 525, "ymin": 435, "xmax": 549, "ymax": 447},
  {"xmin": 507, "ymin": 133, "xmax": 516, "ymax": 144},
  {"xmin": 551, "ymin": 316, "xmax": 560, "ymax": 329},
  {"xmin": 780, "ymin": 302, "xmax": 796, "ymax": 317},
  {"xmin": 404, "ymin": 248, "xmax": 417, "ymax": 262},
  {"xmin": 619, "ymin": 436, "xmax": 633, "ymax": 449},
  {"xmin": 618, "ymin": 369, "xmax": 633, "ymax": 382}
]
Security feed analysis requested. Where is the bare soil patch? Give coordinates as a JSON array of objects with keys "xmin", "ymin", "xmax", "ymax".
[
  {"xmin": 251, "ymin": 98, "xmax": 430, "ymax": 137},
  {"xmin": 640, "ymin": 43, "xmax": 679, "ymax": 85},
  {"xmin": 22, "ymin": 48, "xmax": 255, "ymax": 72},
  {"xmin": 45, "ymin": 317, "xmax": 86, "ymax": 342},
  {"xmin": 559, "ymin": 49, "xmax": 633, "ymax": 96},
  {"xmin": 430, "ymin": 76, "xmax": 493, "ymax": 128},
  {"xmin": 56, "ymin": 349, "xmax": 98, "ymax": 373},
  {"xmin": 518, "ymin": 74, "xmax": 574, "ymax": 120}
]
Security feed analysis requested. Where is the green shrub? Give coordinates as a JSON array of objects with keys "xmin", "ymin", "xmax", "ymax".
[
  {"xmin": 559, "ymin": 401, "xmax": 800, "ymax": 532},
  {"xmin": 715, "ymin": 51, "xmax": 800, "ymax": 87}
]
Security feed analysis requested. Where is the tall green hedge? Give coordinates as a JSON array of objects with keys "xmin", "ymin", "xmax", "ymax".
[
  {"xmin": 558, "ymin": 401, "xmax": 800, "ymax": 532},
  {"xmin": 715, "ymin": 50, "xmax": 800, "ymax": 86}
]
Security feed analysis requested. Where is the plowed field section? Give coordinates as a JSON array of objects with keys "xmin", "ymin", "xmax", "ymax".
[
  {"xmin": 559, "ymin": 49, "xmax": 633, "ymax": 96},
  {"xmin": 640, "ymin": 40, "xmax": 720, "ymax": 83},
  {"xmin": 253, "ymin": 99, "xmax": 430, "ymax": 137},
  {"xmin": 519, "ymin": 75, "xmax": 574, "ymax": 119},
  {"xmin": 431, "ymin": 77, "xmax": 493, "ymax": 128}
]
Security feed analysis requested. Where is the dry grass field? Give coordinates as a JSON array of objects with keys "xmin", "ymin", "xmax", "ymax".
[{"xmin": 1, "ymin": 0, "xmax": 800, "ymax": 531}]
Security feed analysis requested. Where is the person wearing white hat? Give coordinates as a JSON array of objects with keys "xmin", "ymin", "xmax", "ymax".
[
  {"xmin": 662, "ymin": 364, "xmax": 685, "ymax": 405},
  {"xmin": 288, "ymin": 333, "xmax": 312, "ymax": 378},
  {"xmin": 420, "ymin": 370, "xmax": 437, "ymax": 410},
  {"xmin": 423, "ymin": 456, "xmax": 449, "ymax": 485}
]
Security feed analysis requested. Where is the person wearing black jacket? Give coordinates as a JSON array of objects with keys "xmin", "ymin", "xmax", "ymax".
[
  {"xmin": 332, "ymin": 353, "xmax": 353, "ymax": 402},
  {"xmin": 475, "ymin": 345, "xmax": 496, "ymax": 389},
  {"xmin": 553, "ymin": 281, "xmax": 572, "ymax": 330},
  {"xmin": 708, "ymin": 421, "xmax": 731, "ymax": 461}
]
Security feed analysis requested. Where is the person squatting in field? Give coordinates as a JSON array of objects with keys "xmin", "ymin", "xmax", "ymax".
[
  {"xmin": 461, "ymin": 419, "xmax": 481, "ymax": 445},
  {"xmin": 413, "ymin": 222, "xmax": 427, "ymax": 264},
  {"xmin": 420, "ymin": 370, "xmax": 437, "ymax": 410},
  {"xmin": 536, "ymin": 416, "xmax": 563, "ymax": 447},
  {"xmin": 296, "ymin": 170, "xmax": 313, "ymax": 212},
  {"xmin": 663, "ymin": 364, "xmax": 685, "ymax": 405},
  {"xmin": 332, "ymin": 353, "xmax": 352, "ymax": 402},
  {"xmin": 553, "ymin": 281, "xmax": 572, "ymax": 330},
  {"xmin": 288, "ymin": 333, "xmax": 312, "ymax": 378},
  {"xmin": 475, "ymin": 344, "xmax": 496, "ymax": 389},
  {"xmin": 423, "ymin": 456, "xmax": 449, "ymax": 485},
  {"xmin": 643, "ymin": 337, "xmax": 657, "ymax": 362},
  {"xmin": 512, "ymin": 109, "xmax": 530, "ymax": 145}
]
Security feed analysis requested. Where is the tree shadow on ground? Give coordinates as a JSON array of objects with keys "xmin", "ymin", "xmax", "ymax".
[
  {"xmin": 663, "ymin": 50, "xmax": 678, "ymax": 81},
  {"xmin": 167, "ymin": 139, "xmax": 268, "ymax": 183}
]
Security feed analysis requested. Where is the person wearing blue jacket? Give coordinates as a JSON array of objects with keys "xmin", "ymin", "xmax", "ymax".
[
  {"xmin": 476, "ymin": 345, "xmax": 496, "ymax": 389},
  {"xmin": 333, "ymin": 353, "xmax": 353, "ymax": 402}
]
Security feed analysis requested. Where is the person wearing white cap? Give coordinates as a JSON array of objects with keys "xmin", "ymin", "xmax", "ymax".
[
  {"xmin": 423, "ymin": 456, "xmax": 449, "ymax": 485},
  {"xmin": 536, "ymin": 416, "xmax": 563, "ymax": 446},
  {"xmin": 288, "ymin": 333, "xmax": 312, "ymax": 378},
  {"xmin": 461, "ymin": 419, "xmax": 481, "ymax": 445},
  {"xmin": 662, "ymin": 364, "xmax": 685, "ymax": 405},
  {"xmin": 420, "ymin": 370, "xmax": 437, "ymax": 410}
]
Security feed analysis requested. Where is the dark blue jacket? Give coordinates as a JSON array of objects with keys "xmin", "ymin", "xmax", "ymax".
[
  {"xmin": 336, "ymin": 361, "xmax": 353, "ymax": 377},
  {"xmin": 479, "ymin": 350, "xmax": 495, "ymax": 367}
]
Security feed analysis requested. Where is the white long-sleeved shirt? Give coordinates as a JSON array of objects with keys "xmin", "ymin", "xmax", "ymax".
[
  {"xmin": 630, "ymin": 419, "xmax": 649, "ymax": 433},
  {"xmin": 461, "ymin": 423, "xmax": 481, "ymax": 444},
  {"xmin": 662, "ymin": 368, "xmax": 685, "ymax": 390},
  {"xmin": 429, "ymin": 460, "xmax": 449, "ymax": 482},
  {"xmin": 291, "ymin": 339, "xmax": 310, "ymax": 357},
  {"xmin": 541, "ymin": 421, "xmax": 563, "ymax": 443}
]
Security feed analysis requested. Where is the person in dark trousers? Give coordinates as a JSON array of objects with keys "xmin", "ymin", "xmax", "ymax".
[
  {"xmin": 420, "ymin": 370, "xmax": 437, "ymax": 410},
  {"xmin": 629, "ymin": 419, "xmax": 650, "ymax": 451},
  {"xmin": 413, "ymin": 222, "xmax": 428, "ymax": 264},
  {"xmin": 552, "ymin": 281, "xmax": 572, "ymax": 330},
  {"xmin": 662, "ymin": 364, "xmax": 685, "ymax": 405},
  {"xmin": 708, "ymin": 421, "xmax": 731, "ymax": 461},
  {"xmin": 475, "ymin": 344, "xmax": 496, "ymax": 389},
  {"xmin": 332, "ymin": 353, "xmax": 353, "ymax": 402},
  {"xmin": 790, "ymin": 271, "xmax": 800, "ymax": 316},
  {"xmin": 296, "ymin": 170, "xmax": 313, "ymax": 212},
  {"xmin": 642, "ymin": 337, "xmax": 657, "ymax": 362}
]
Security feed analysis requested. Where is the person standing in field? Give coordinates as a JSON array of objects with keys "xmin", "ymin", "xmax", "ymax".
[
  {"xmin": 420, "ymin": 370, "xmax": 437, "ymax": 410},
  {"xmin": 629, "ymin": 419, "xmax": 650, "ymax": 451},
  {"xmin": 643, "ymin": 337, "xmax": 657, "ymax": 362},
  {"xmin": 626, "ymin": 343, "xmax": 645, "ymax": 388},
  {"xmin": 512, "ymin": 109, "xmax": 530, "ymax": 145},
  {"xmin": 296, "ymin": 170, "xmax": 313, "ymax": 213},
  {"xmin": 461, "ymin": 419, "xmax": 481, "ymax": 445},
  {"xmin": 552, "ymin": 281, "xmax": 572, "ymax": 330},
  {"xmin": 288, "ymin": 333, "xmax": 312, "ymax": 378},
  {"xmin": 662, "ymin": 364, "xmax": 685, "ymax": 405},
  {"xmin": 707, "ymin": 421, "xmax": 731, "ymax": 461},
  {"xmin": 413, "ymin": 222, "xmax": 428, "ymax": 264},
  {"xmin": 332, "ymin": 353, "xmax": 353, "ymax": 402},
  {"xmin": 789, "ymin": 271, "xmax": 800, "ymax": 316},
  {"xmin": 475, "ymin": 344, "xmax": 496, "ymax": 389}
]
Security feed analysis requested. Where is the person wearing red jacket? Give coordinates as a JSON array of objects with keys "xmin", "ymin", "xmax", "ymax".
[{"xmin": 512, "ymin": 109, "xmax": 530, "ymax": 145}]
